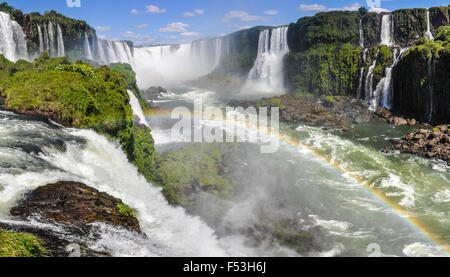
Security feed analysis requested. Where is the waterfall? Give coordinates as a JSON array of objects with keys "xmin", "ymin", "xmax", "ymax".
[
  {"xmin": 83, "ymin": 33, "xmax": 93, "ymax": 60},
  {"xmin": 368, "ymin": 48, "xmax": 408, "ymax": 110},
  {"xmin": 246, "ymin": 27, "xmax": 290, "ymax": 93},
  {"xmin": 380, "ymin": 15, "xmax": 395, "ymax": 46},
  {"xmin": 56, "ymin": 23, "xmax": 65, "ymax": 57},
  {"xmin": 213, "ymin": 37, "xmax": 224, "ymax": 70},
  {"xmin": 94, "ymin": 39, "xmax": 134, "ymax": 65},
  {"xmin": 357, "ymin": 49, "xmax": 368, "ymax": 99},
  {"xmin": 425, "ymin": 9, "xmax": 434, "ymax": 41},
  {"xmin": 127, "ymin": 90, "xmax": 149, "ymax": 128},
  {"xmin": 364, "ymin": 50, "xmax": 379, "ymax": 105},
  {"xmin": 427, "ymin": 52, "xmax": 435, "ymax": 122},
  {"xmin": 43, "ymin": 23, "xmax": 50, "ymax": 53},
  {"xmin": 48, "ymin": 22, "xmax": 56, "ymax": 57},
  {"xmin": 37, "ymin": 25, "xmax": 44, "ymax": 53},
  {"xmin": 359, "ymin": 19, "xmax": 365, "ymax": 48},
  {"xmin": 0, "ymin": 12, "xmax": 28, "ymax": 62}
]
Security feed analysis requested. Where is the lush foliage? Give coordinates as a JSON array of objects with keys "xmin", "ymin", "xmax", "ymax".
[
  {"xmin": 157, "ymin": 143, "xmax": 232, "ymax": 209},
  {"xmin": 117, "ymin": 203, "xmax": 137, "ymax": 217},
  {"xmin": 0, "ymin": 229, "xmax": 47, "ymax": 257},
  {"xmin": 109, "ymin": 63, "xmax": 147, "ymax": 109},
  {"xmin": 285, "ymin": 44, "xmax": 363, "ymax": 96}
]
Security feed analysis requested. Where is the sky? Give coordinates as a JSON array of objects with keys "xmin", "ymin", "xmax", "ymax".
[{"xmin": 4, "ymin": 0, "xmax": 450, "ymax": 45}]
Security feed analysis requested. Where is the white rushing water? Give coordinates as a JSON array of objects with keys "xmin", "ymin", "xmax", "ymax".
[
  {"xmin": 48, "ymin": 22, "xmax": 56, "ymax": 57},
  {"xmin": 37, "ymin": 25, "xmax": 44, "ymax": 53},
  {"xmin": 0, "ymin": 112, "xmax": 227, "ymax": 257},
  {"xmin": 359, "ymin": 19, "xmax": 365, "ymax": 48},
  {"xmin": 0, "ymin": 11, "xmax": 28, "ymax": 62},
  {"xmin": 371, "ymin": 48, "xmax": 408, "ymax": 109},
  {"xmin": 425, "ymin": 9, "xmax": 434, "ymax": 41},
  {"xmin": 91, "ymin": 38, "xmax": 134, "ymax": 65},
  {"xmin": 56, "ymin": 23, "xmax": 65, "ymax": 57},
  {"xmin": 83, "ymin": 33, "xmax": 93, "ymax": 60},
  {"xmin": 364, "ymin": 50, "xmax": 379, "ymax": 106},
  {"xmin": 127, "ymin": 90, "xmax": 149, "ymax": 128},
  {"xmin": 380, "ymin": 14, "xmax": 395, "ymax": 46},
  {"xmin": 246, "ymin": 27, "xmax": 289, "ymax": 93}
]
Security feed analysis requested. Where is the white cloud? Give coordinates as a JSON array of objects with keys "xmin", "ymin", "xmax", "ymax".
[
  {"xmin": 181, "ymin": 32, "xmax": 200, "ymax": 36},
  {"xmin": 96, "ymin": 26, "xmax": 111, "ymax": 32},
  {"xmin": 159, "ymin": 22, "xmax": 189, "ymax": 33},
  {"xmin": 134, "ymin": 24, "xmax": 149, "ymax": 29},
  {"xmin": 121, "ymin": 31, "xmax": 155, "ymax": 45},
  {"xmin": 369, "ymin": 7, "xmax": 390, "ymax": 13},
  {"xmin": 222, "ymin": 10, "xmax": 266, "ymax": 22},
  {"xmin": 263, "ymin": 10, "xmax": 279, "ymax": 15},
  {"xmin": 182, "ymin": 12, "xmax": 196, "ymax": 17},
  {"xmin": 329, "ymin": 3, "xmax": 362, "ymax": 11},
  {"xmin": 131, "ymin": 5, "xmax": 166, "ymax": 15},
  {"xmin": 182, "ymin": 9, "xmax": 205, "ymax": 17},
  {"xmin": 298, "ymin": 4, "xmax": 327, "ymax": 12},
  {"xmin": 145, "ymin": 5, "xmax": 166, "ymax": 14}
]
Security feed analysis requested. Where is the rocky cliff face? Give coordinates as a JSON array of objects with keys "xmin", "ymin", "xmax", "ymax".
[
  {"xmin": 0, "ymin": 3, "xmax": 96, "ymax": 60},
  {"xmin": 285, "ymin": 6, "xmax": 449, "ymax": 123},
  {"xmin": 392, "ymin": 26, "xmax": 450, "ymax": 124}
]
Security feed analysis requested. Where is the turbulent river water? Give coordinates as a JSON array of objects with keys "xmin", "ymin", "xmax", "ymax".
[{"xmin": 0, "ymin": 87, "xmax": 449, "ymax": 257}]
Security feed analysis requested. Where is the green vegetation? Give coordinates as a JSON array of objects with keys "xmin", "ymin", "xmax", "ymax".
[
  {"xmin": 373, "ymin": 45, "xmax": 393, "ymax": 78},
  {"xmin": 285, "ymin": 43, "xmax": 363, "ymax": 96},
  {"xmin": 117, "ymin": 203, "xmax": 137, "ymax": 217},
  {"xmin": 0, "ymin": 229, "xmax": 48, "ymax": 257},
  {"xmin": 0, "ymin": 52, "xmax": 160, "ymax": 184},
  {"xmin": 157, "ymin": 144, "xmax": 232, "ymax": 209},
  {"xmin": 108, "ymin": 63, "xmax": 147, "ymax": 109}
]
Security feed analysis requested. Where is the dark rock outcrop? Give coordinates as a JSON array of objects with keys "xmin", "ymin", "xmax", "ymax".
[
  {"xmin": 394, "ymin": 125, "xmax": 450, "ymax": 165},
  {"xmin": 11, "ymin": 181, "xmax": 141, "ymax": 233}
]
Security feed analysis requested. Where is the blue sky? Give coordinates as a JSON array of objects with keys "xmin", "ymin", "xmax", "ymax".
[{"xmin": 5, "ymin": 0, "xmax": 450, "ymax": 45}]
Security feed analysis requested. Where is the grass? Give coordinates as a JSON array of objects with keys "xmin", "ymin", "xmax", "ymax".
[
  {"xmin": 117, "ymin": 203, "xmax": 137, "ymax": 217},
  {"xmin": 0, "ymin": 229, "xmax": 48, "ymax": 257}
]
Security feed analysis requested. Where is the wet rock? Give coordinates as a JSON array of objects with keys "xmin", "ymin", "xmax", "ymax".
[
  {"xmin": 395, "ymin": 125, "xmax": 450, "ymax": 165},
  {"xmin": 141, "ymin": 86, "xmax": 167, "ymax": 100},
  {"xmin": 393, "ymin": 117, "xmax": 408, "ymax": 126},
  {"xmin": 11, "ymin": 181, "xmax": 141, "ymax": 233}
]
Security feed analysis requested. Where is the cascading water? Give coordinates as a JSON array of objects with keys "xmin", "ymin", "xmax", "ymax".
[
  {"xmin": 48, "ymin": 22, "xmax": 56, "ymax": 57},
  {"xmin": 380, "ymin": 14, "xmax": 395, "ymax": 46},
  {"xmin": 127, "ymin": 90, "xmax": 149, "ymax": 128},
  {"xmin": 0, "ymin": 111, "xmax": 228, "ymax": 257},
  {"xmin": 359, "ymin": 19, "xmax": 365, "ymax": 48},
  {"xmin": 37, "ymin": 25, "xmax": 44, "ymax": 53},
  {"xmin": 364, "ymin": 50, "xmax": 379, "ymax": 105},
  {"xmin": 0, "ymin": 11, "xmax": 28, "ymax": 62},
  {"xmin": 427, "ymin": 52, "xmax": 435, "ymax": 122},
  {"xmin": 43, "ymin": 23, "xmax": 50, "ymax": 53},
  {"xmin": 93, "ymin": 39, "xmax": 134, "ymax": 65},
  {"xmin": 425, "ymin": 9, "xmax": 434, "ymax": 41},
  {"xmin": 83, "ymin": 33, "xmax": 93, "ymax": 60},
  {"xmin": 246, "ymin": 27, "xmax": 290, "ymax": 93},
  {"xmin": 56, "ymin": 23, "xmax": 65, "ymax": 57}
]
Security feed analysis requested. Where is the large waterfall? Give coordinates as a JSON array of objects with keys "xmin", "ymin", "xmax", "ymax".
[
  {"xmin": 380, "ymin": 15, "xmax": 395, "ymax": 46},
  {"xmin": 88, "ymin": 38, "xmax": 134, "ymax": 65},
  {"xmin": 359, "ymin": 19, "xmax": 365, "ymax": 48},
  {"xmin": 425, "ymin": 9, "xmax": 434, "ymax": 41},
  {"xmin": 0, "ymin": 11, "xmax": 28, "ymax": 62},
  {"xmin": 132, "ymin": 38, "xmax": 225, "ymax": 89},
  {"xmin": 246, "ymin": 27, "xmax": 289, "ymax": 93},
  {"xmin": 35, "ymin": 21, "xmax": 65, "ymax": 57},
  {"xmin": 364, "ymin": 50, "xmax": 379, "ymax": 106},
  {"xmin": 83, "ymin": 33, "xmax": 93, "ymax": 60}
]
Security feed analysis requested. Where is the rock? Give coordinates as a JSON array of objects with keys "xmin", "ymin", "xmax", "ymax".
[
  {"xmin": 393, "ymin": 117, "xmax": 408, "ymax": 126},
  {"xmin": 375, "ymin": 107, "xmax": 392, "ymax": 119},
  {"xmin": 11, "ymin": 181, "xmax": 141, "ymax": 233},
  {"xmin": 407, "ymin": 119, "xmax": 417, "ymax": 125},
  {"xmin": 141, "ymin": 86, "xmax": 167, "ymax": 100}
]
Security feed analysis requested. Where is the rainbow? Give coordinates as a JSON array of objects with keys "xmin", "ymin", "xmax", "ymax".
[{"xmin": 143, "ymin": 108, "xmax": 450, "ymax": 255}]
